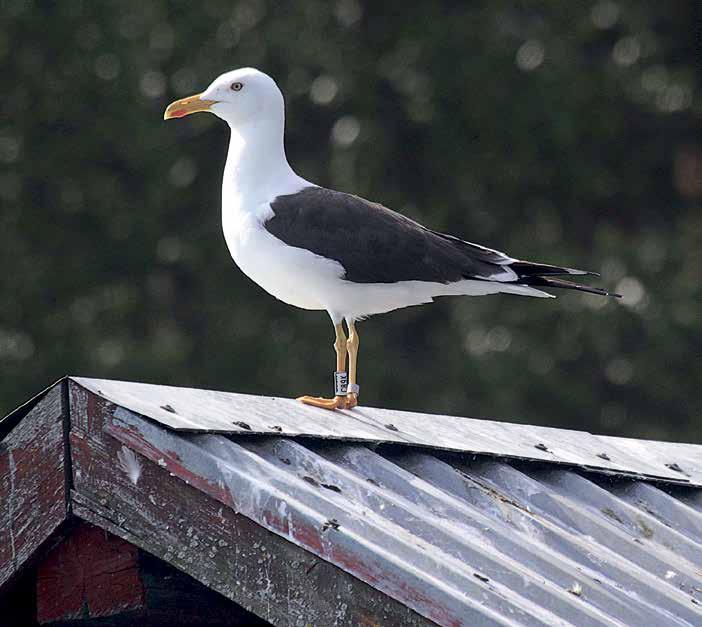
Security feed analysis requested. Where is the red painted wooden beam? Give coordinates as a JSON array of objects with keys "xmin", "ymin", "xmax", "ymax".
[
  {"xmin": 36, "ymin": 522, "xmax": 144, "ymax": 623},
  {"xmin": 0, "ymin": 384, "xmax": 68, "ymax": 590}
]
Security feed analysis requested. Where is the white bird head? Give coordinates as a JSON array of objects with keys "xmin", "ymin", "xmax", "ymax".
[{"xmin": 164, "ymin": 67, "xmax": 284, "ymax": 128}]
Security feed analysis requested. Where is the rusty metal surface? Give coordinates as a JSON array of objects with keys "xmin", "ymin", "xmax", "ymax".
[
  {"xmin": 72, "ymin": 377, "xmax": 702, "ymax": 487},
  {"xmin": 107, "ymin": 403, "xmax": 702, "ymax": 627}
]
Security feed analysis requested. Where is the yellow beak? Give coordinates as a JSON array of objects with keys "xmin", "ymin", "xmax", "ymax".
[{"xmin": 163, "ymin": 93, "xmax": 218, "ymax": 120}]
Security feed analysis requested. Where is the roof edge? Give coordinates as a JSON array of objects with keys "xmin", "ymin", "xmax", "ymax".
[
  {"xmin": 65, "ymin": 376, "xmax": 702, "ymax": 488},
  {"xmin": 0, "ymin": 376, "xmax": 67, "ymax": 440}
]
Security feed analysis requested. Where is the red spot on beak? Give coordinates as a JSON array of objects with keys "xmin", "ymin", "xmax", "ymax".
[{"xmin": 172, "ymin": 109, "xmax": 187, "ymax": 118}]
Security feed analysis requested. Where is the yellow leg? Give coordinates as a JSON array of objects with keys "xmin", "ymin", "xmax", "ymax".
[
  {"xmin": 346, "ymin": 320, "xmax": 360, "ymax": 408},
  {"xmin": 297, "ymin": 323, "xmax": 349, "ymax": 410}
]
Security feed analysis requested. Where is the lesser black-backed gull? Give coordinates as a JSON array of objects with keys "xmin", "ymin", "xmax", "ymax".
[{"xmin": 164, "ymin": 67, "xmax": 619, "ymax": 411}]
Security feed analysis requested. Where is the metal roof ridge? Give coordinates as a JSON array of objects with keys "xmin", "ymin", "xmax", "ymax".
[{"xmin": 64, "ymin": 376, "xmax": 702, "ymax": 488}]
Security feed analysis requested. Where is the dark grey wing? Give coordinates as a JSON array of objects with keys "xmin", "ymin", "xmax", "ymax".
[
  {"xmin": 266, "ymin": 186, "xmax": 620, "ymax": 296},
  {"xmin": 265, "ymin": 187, "xmax": 514, "ymax": 284}
]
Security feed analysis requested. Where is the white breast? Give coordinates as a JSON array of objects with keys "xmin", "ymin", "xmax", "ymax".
[
  {"xmin": 221, "ymin": 166, "xmax": 347, "ymax": 313},
  {"xmin": 223, "ymin": 208, "xmax": 346, "ymax": 311}
]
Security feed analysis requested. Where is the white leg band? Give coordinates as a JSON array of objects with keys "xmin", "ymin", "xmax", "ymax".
[
  {"xmin": 334, "ymin": 371, "xmax": 348, "ymax": 396},
  {"xmin": 347, "ymin": 383, "xmax": 360, "ymax": 395}
]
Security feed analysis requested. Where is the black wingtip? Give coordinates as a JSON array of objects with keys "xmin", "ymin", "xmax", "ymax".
[
  {"xmin": 592, "ymin": 287, "xmax": 622, "ymax": 298},
  {"xmin": 565, "ymin": 268, "xmax": 601, "ymax": 278},
  {"xmin": 520, "ymin": 275, "xmax": 621, "ymax": 298},
  {"xmin": 511, "ymin": 261, "xmax": 601, "ymax": 278}
]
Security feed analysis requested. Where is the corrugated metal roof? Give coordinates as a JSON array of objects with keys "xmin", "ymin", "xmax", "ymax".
[
  {"xmin": 98, "ymin": 381, "xmax": 702, "ymax": 627},
  {"xmin": 74, "ymin": 377, "xmax": 702, "ymax": 487}
]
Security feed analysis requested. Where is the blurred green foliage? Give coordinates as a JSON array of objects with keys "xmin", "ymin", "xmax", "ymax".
[{"xmin": 1, "ymin": 1, "xmax": 700, "ymax": 441}]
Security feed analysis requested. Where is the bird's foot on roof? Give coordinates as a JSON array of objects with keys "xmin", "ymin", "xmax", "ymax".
[
  {"xmin": 297, "ymin": 395, "xmax": 349, "ymax": 410},
  {"xmin": 345, "ymin": 392, "xmax": 358, "ymax": 409}
]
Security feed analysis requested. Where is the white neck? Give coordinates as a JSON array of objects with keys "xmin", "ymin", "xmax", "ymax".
[{"xmin": 222, "ymin": 117, "xmax": 303, "ymax": 212}]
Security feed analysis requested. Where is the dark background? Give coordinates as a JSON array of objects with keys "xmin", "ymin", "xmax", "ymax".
[{"xmin": 2, "ymin": 1, "xmax": 700, "ymax": 441}]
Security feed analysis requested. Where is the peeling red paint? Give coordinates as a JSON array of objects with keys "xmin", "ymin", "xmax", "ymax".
[
  {"xmin": 326, "ymin": 545, "xmax": 461, "ymax": 627},
  {"xmin": 165, "ymin": 448, "xmax": 182, "ymax": 462},
  {"xmin": 289, "ymin": 519, "xmax": 325, "ymax": 555},
  {"xmin": 0, "ymin": 387, "xmax": 66, "ymax": 589},
  {"xmin": 104, "ymin": 422, "xmax": 236, "ymax": 510},
  {"xmin": 37, "ymin": 522, "xmax": 144, "ymax": 622}
]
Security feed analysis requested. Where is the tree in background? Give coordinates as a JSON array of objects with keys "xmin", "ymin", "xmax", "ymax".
[{"xmin": 1, "ymin": 1, "xmax": 700, "ymax": 440}]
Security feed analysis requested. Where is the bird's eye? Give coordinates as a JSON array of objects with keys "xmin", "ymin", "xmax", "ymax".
[{"xmin": 231, "ymin": 82, "xmax": 243, "ymax": 91}]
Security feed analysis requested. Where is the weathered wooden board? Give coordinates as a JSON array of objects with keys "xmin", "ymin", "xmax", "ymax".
[
  {"xmin": 68, "ymin": 382, "xmax": 432, "ymax": 627},
  {"xmin": 136, "ymin": 550, "xmax": 267, "ymax": 626},
  {"xmin": 0, "ymin": 384, "xmax": 67, "ymax": 588},
  {"xmin": 36, "ymin": 521, "xmax": 144, "ymax": 623},
  {"xmin": 0, "ymin": 377, "xmax": 63, "ymax": 441}
]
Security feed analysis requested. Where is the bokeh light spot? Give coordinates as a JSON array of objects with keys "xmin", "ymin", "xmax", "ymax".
[
  {"xmin": 612, "ymin": 37, "xmax": 641, "ymax": 67},
  {"xmin": 95, "ymin": 53, "xmax": 120, "ymax": 81},
  {"xmin": 591, "ymin": 1, "xmax": 620, "ymax": 30},
  {"xmin": 97, "ymin": 339, "xmax": 125, "ymax": 367},
  {"xmin": 331, "ymin": 116, "xmax": 361, "ymax": 147},
  {"xmin": 0, "ymin": 329, "xmax": 34, "ymax": 360},
  {"xmin": 656, "ymin": 85, "xmax": 692, "ymax": 113},
  {"xmin": 169, "ymin": 157, "xmax": 197, "ymax": 188},
  {"xmin": 216, "ymin": 21, "xmax": 241, "ymax": 49},
  {"xmin": 0, "ymin": 133, "xmax": 21, "ymax": 163},
  {"xmin": 606, "ymin": 358, "xmax": 633, "ymax": 385},
  {"xmin": 310, "ymin": 75, "xmax": 338, "ymax": 105},
  {"xmin": 641, "ymin": 65, "xmax": 668, "ymax": 93},
  {"xmin": 171, "ymin": 67, "xmax": 198, "ymax": 95},
  {"xmin": 516, "ymin": 40, "xmax": 544, "ymax": 72},
  {"xmin": 141, "ymin": 70, "xmax": 167, "ymax": 98},
  {"xmin": 616, "ymin": 276, "xmax": 645, "ymax": 307},
  {"xmin": 336, "ymin": 0, "xmax": 362, "ymax": 27}
]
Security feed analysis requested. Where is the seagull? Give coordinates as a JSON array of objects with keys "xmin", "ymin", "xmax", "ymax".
[{"xmin": 164, "ymin": 68, "xmax": 619, "ymax": 411}]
